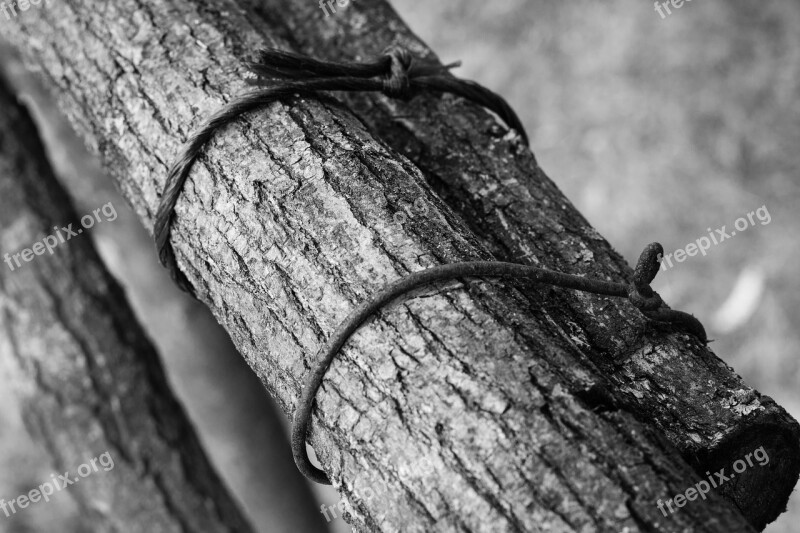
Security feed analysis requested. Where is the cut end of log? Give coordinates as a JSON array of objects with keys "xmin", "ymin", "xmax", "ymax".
[{"xmin": 691, "ymin": 415, "xmax": 800, "ymax": 530}]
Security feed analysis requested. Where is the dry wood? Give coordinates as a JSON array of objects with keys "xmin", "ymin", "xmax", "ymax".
[{"xmin": 0, "ymin": 1, "xmax": 777, "ymax": 531}]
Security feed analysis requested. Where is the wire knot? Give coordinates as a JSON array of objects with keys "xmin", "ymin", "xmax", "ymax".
[
  {"xmin": 625, "ymin": 242, "xmax": 709, "ymax": 343},
  {"xmin": 628, "ymin": 287, "xmax": 663, "ymax": 311},
  {"xmin": 382, "ymin": 46, "xmax": 414, "ymax": 100},
  {"xmin": 628, "ymin": 242, "xmax": 664, "ymax": 311}
]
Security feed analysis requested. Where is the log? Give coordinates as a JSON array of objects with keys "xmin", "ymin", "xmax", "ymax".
[
  {"xmin": 0, "ymin": 80, "xmax": 254, "ymax": 532},
  {"xmin": 234, "ymin": 0, "xmax": 800, "ymax": 528},
  {"xmin": 0, "ymin": 2, "xmax": 763, "ymax": 531}
]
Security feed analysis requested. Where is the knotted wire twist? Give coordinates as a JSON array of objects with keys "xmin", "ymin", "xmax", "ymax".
[
  {"xmin": 155, "ymin": 47, "xmax": 708, "ymax": 486},
  {"xmin": 382, "ymin": 47, "xmax": 414, "ymax": 99}
]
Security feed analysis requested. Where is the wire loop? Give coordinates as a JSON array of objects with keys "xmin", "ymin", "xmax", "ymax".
[
  {"xmin": 155, "ymin": 46, "xmax": 528, "ymax": 291},
  {"xmin": 292, "ymin": 243, "xmax": 708, "ymax": 485}
]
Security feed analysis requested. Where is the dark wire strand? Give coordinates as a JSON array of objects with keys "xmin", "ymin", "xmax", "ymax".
[
  {"xmin": 292, "ymin": 245, "xmax": 708, "ymax": 485},
  {"xmin": 155, "ymin": 78, "xmax": 386, "ymax": 291}
]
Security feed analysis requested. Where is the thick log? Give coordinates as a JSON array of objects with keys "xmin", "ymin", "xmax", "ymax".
[
  {"xmin": 0, "ymin": 2, "xmax": 761, "ymax": 531},
  {"xmin": 0, "ymin": 81, "xmax": 254, "ymax": 532},
  {"xmin": 234, "ymin": 0, "xmax": 800, "ymax": 528}
]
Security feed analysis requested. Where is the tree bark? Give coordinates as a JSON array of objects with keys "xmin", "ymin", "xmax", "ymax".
[
  {"xmin": 0, "ymin": 81, "xmax": 254, "ymax": 532},
  {"xmin": 232, "ymin": 0, "xmax": 800, "ymax": 528},
  {"xmin": 0, "ymin": 1, "xmax": 772, "ymax": 531}
]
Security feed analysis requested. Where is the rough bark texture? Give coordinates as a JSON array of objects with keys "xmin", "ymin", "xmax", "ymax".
[
  {"xmin": 0, "ymin": 82, "xmax": 253, "ymax": 532},
  {"xmin": 235, "ymin": 0, "xmax": 800, "ymax": 528},
  {"xmin": 0, "ymin": 1, "xmax": 778, "ymax": 531}
]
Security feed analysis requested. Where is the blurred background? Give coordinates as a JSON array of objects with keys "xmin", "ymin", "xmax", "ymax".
[{"xmin": 0, "ymin": 0, "xmax": 797, "ymax": 531}]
